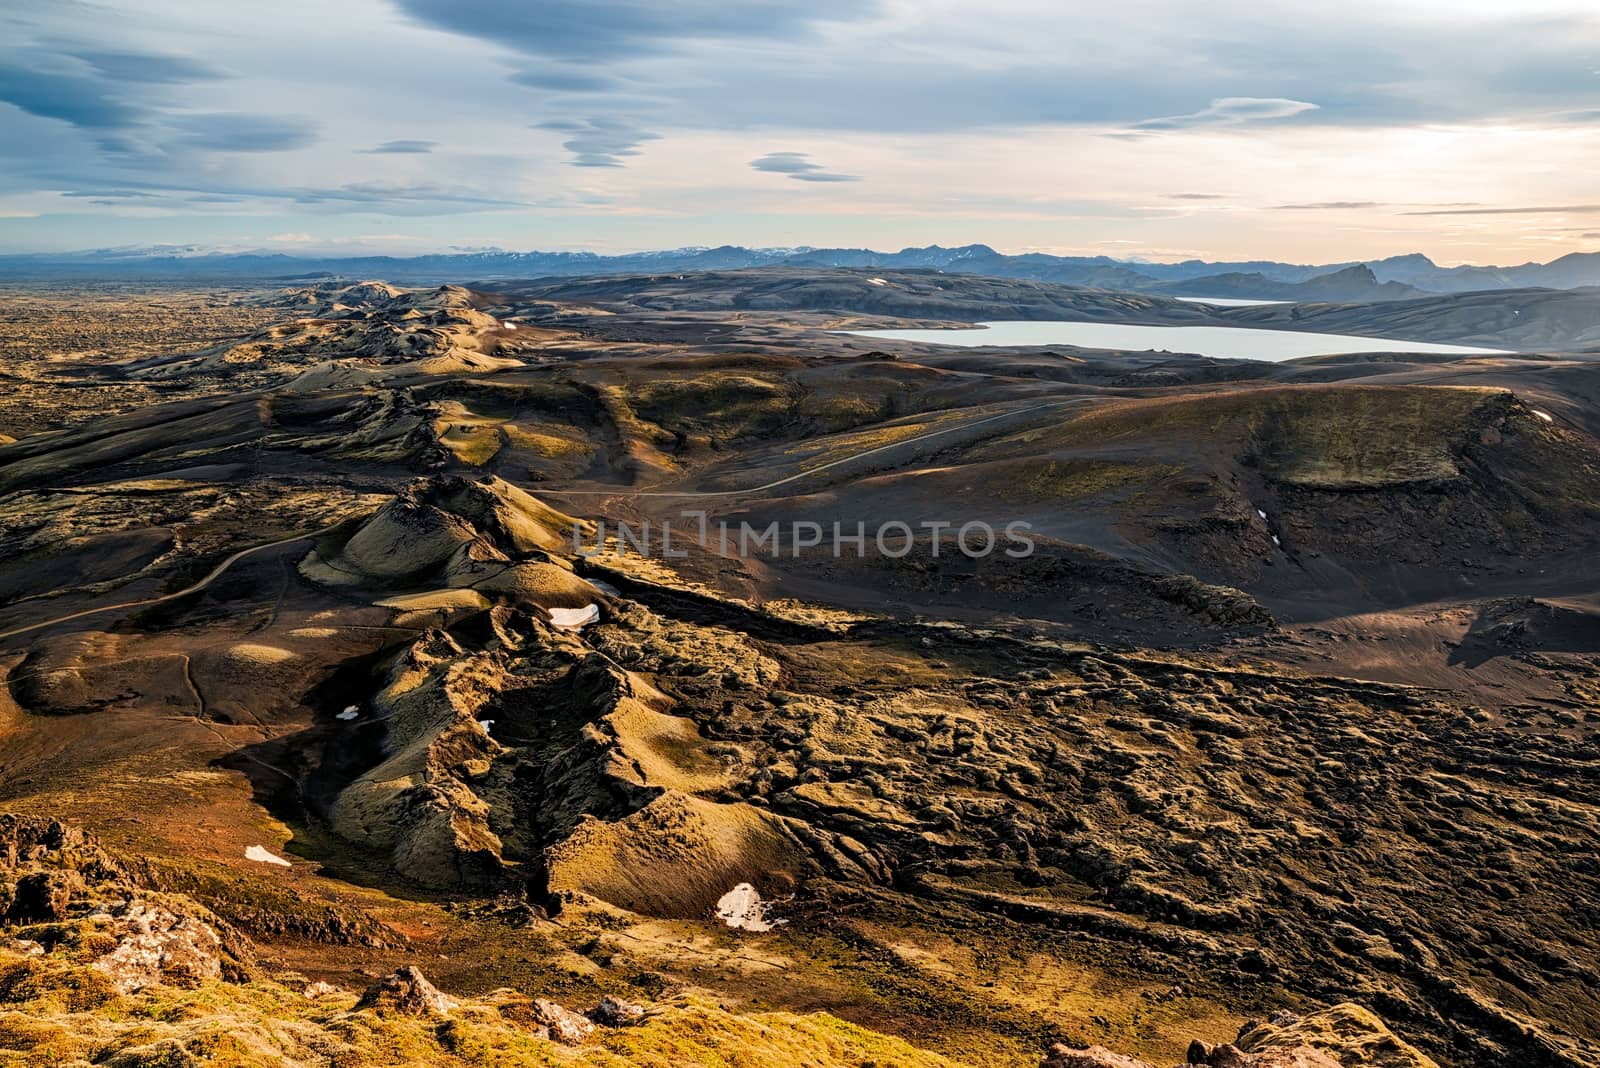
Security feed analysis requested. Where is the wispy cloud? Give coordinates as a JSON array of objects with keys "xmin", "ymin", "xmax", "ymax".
[
  {"xmin": 750, "ymin": 151, "xmax": 858, "ymax": 183},
  {"xmin": 534, "ymin": 118, "xmax": 659, "ymax": 167},
  {"xmin": 65, "ymin": 49, "xmax": 226, "ymax": 84},
  {"xmin": 1403, "ymin": 204, "xmax": 1600, "ymax": 216},
  {"xmin": 1131, "ymin": 97, "xmax": 1320, "ymax": 132},
  {"xmin": 393, "ymin": 0, "xmax": 876, "ymax": 61},
  {"xmin": 0, "ymin": 60, "xmax": 143, "ymax": 129},
  {"xmin": 1272, "ymin": 201, "xmax": 1383, "ymax": 210},
  {"xmin": 171, "ymin": 113, "xmax": 317, "ymax": 152},
  {"xmin": 361, "ymin": 139, "xmax": 437, "ymax": 154}
]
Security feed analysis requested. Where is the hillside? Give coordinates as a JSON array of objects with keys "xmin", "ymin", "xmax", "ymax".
[{"xmin": 1, "ymin": 277, "xmax": 1599, "ymax": 1067}]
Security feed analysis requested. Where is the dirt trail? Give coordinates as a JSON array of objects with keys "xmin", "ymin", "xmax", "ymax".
[{"xmin": 0, "ymin": 528, "xmax": 326, "ymax": 644}]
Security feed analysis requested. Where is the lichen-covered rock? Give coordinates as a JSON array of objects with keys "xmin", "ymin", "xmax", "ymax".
[
  {"xmin": 590, "ymin": 993, "xmax": 646, "ymax": 1026},
  {"xmin": 90, "ymin": 900, "xmax": 227, "ymax": 994},
  {"xmin": 355, "ymin": 965, "xmax": 454, "ymax": 1015},
  {"xmin": 1207, "ymin": 1044, "xmax": 1341, "ymax": 1068},
  {"xmin": 1236, "ymin": 1004, "xmax": 1441, "ymax": 1068},
  {"xmin": 531, "ymin": 997, "xmax": 596, "ymax": 1044},
  {"xmin": 1040, "ymin": 1043, "xmax": 1156, "ymax": 1068}
]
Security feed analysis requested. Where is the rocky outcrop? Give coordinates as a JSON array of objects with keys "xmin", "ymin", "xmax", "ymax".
[
  {"xmin": 89, "ymin": 900, "xmax": 227, "ymax": 994},
  {"xmin": 0, "ymin": 816, "xmax": 253, "ymax": 995},
  {"xmin": 1235, "ymin": 1005, "xmax": 1440, "ymax": 1068},
  {"xmin": 590, "ymin": 993, "xmax": 646, "ymax": 1026},
  {"xmin": 1041, "ymin": 1043, "xmax": 1159, "ymax": 1068},
  {"xmin": 530, "ymin": 997, "xmax": 597, "ymax": 1044},
  {"xmin": 1043, "ymin": 1006, "xmax": 1409, "ymax": 1068},
  {"xmin": 1204, "ymin": 1045, "xmax": 1341, "ymax": 1068},
  {"xmin": 355, "ymin": 965, "xmax": 455, "ymax": 1015}
]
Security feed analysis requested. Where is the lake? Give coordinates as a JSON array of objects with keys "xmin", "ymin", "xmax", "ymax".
[
  {"xmin": 1173, "ymin": 297, "xmax": 1286, "ymax": 307},
  {"xmin": 841, "ymin": 320, "xmax": 1512, "ymax": 362}
]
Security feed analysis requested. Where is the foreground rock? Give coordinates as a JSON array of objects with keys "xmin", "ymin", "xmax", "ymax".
[
  {"xmin": 1042, "ymin": 1043, "xmax": 1159, "ymax": 1068},
  {"xmin": 0, "ymin": 814, "xmax": 253, "ymax": 994},
  {"xmin": 1043, "ymin": 1001, "xmax": 1435, "ymax": 1068},
  {"xmin": 355, "ymin": 965, "xmax": 456, "ymax": 1015},
  {"xmin": 590, "ymin": 992, "xmax": 647, "ymax": 1026},
  {"xmin": 89, "ymin": 900, "xmax": 228, "ymax": 994}
]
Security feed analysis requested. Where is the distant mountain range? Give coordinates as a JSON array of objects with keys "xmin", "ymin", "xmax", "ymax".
[{"xmin": 4, "ymin": 242, "xmax": 1600, "ymax": 298}]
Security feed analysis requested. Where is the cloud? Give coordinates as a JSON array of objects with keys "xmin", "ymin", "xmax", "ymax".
[
  {"xmin": 0, "ymin": 47, "xmax": 226, "ymax": 134},
  {"xmin": 362, "ymin": 139, "xmax": 437, "ymax": 154},
  {"xmin": 1131, "ymin": 97, "xmax": 1320, "ymax": 132},
  {"xmin": 750, "ymin": 151, "xmax": 858, "ymax": 183},
  {"xmin": 1271, "ymin": 201, "xmax": 1382, "ymax": 210},
  {"xmin": 1403, "ymin": 204, "xmax": 1600, "ymax": 216},
  {"xmin": 534, "ymin": 118, "xmax": 659, "ymax": 167},
  {"xmin": 510, "ymin": 69, "xmax": 625, "ymax": 93},
  {"xmin": 290, "ymin": 180, "xmax": 528, "ymax": 210},
  {"xmin": 0, "ymin": 61, "xmax": 142, "ymax": 129},
  {"xmin": 66, "ymin": 49, "xmax": 225, "ymax": 84},
  {"xmin": 59, "ymin": 188, "xmax": 160, "ymax": 199},
  {"xmin": 171, "ymin": 113, "xmax": 318, "ymax": 152},
  {"xmin": 393, "ymin": 0, "xmax": 877, "ymax": 61},
  {"xmin": 1166, "ymin": 193, "xmax": 1225, "ymax": 200}
]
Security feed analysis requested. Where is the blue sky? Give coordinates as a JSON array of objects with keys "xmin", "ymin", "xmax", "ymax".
[{"xmin": 1, "ymin": 0, "xmax": 1598, "ymax": 262}]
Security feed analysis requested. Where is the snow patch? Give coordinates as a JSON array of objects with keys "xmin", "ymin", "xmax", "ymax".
[
  {"xmin": 1533, "ymin": 410, "xmax": 1554, "ymax": 423},
  {"xmin": 1271, "ymin": 534, "xmax": 1282, "ymax": 547},
  {"xmin": 549, "ymin": 604, "xmax": 600, "ymax": 631},
  {"xmin": 478, "ymin": 719, "xmax": 495, "ymax": 736},
  {"xmin": 715, "ymin": 883, "xmax": 786, "ymax": 932},
  {"xmin": 336, "ymin": 705, "xmax": 360, "ymax": 721},
  {"xmin": 867, "ymin": 277, "xmax": 888, "ymax": 286},
  {"xmin": 245, "ymin": 846, "xmax": 291, "ymax": 868},
  {"xmin": 1256, "ymin": 509, "xmax": 1268, "ymax": 520}
]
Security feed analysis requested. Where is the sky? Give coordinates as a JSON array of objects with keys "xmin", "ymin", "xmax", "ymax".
[{"xmin": 1, "ymin": 0, "xmax": 1598, "ymax": 264}]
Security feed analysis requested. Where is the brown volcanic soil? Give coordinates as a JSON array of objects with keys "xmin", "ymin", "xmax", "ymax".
[{"xmin": 1, "ymin": 277, "xmax": 1599, "ymax": 1066}]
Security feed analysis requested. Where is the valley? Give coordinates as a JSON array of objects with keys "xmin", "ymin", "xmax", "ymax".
[{"xmin": 0, "ymin": 271, "xmax": 1597, "ymax": 1068}]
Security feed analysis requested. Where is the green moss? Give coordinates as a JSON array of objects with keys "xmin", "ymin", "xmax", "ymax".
[
  {"xmin": 999, "ymin": 460, "xmax": 1183, "ymax": 503},
  {"xmin": 628, "ymin": 372, "xmax": 796, "ymax": 440},
  {"xmin": 0, "ymin": 956, "xmax": 118, "ymax": 1012}
]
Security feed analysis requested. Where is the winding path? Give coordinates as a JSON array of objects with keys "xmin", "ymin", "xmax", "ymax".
[
  {"xmin": 0, "ymin": 397, "xmax": 1085, "ymax": 644},
  {"xmin": 0, "ymin": 528, "xmax": 323, "ymax": 644}
]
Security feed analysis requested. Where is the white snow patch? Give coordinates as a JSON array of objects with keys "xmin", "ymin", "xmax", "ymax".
[
  {"xmin": 715, "ymin": 883, "xmax": 786, "ymax": 932},
  {"xmin": 1256, "ymin": 509, "xmax": 1268, "ymax": 520},
  {"xmin": 1533, "ymin": 409, "xmax": 1554, "ymax": 423},
  {"xmin": 336, "ymin": 705, "xmax": 360, "ymax": 721},
  {"xmin": 503, "ymin": 321, "xmax": 516, "ymax": 330},
  {"xmin": 1271, "ymin": 534, "xmax": 1282, "ymax": 547},
  {"xmin": 549, "ymin": 604, "xmax": 600, "ymax": 631},
  {"xmin": 867, "ymin": 277, "xmax": 888, "ymax": 286},
  {"xmin": 478, "ymin": 719, "xmax": 495, "ymax": 736},
  {"xmin": 246, "ymin": 846, "xmax": 291, "ymax": 868}
]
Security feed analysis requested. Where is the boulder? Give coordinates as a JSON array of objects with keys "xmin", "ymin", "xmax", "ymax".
[
  {"xmin": 1209, "ymin": 1044, "xmax": 1342, "ymax": 1068},
  {"xmin": 532, "ymin": 997, "xmax": 596, "ymax": 1044},
  {"xmin": 1040, "ymin": 1043, "xmax": 1157, "ymax": 1068},
  {"xmin": 7, "ymin": 871, "xmax": 74, "ymax": 923},
  {"xmin": 355, "ymin": 966, "xmax": 454, "ymax": 1016},
  {"xmin": 590, "ymin": 993, "xmax": 646, "ymax": 1026},
  {"xmin": 90, "ymin": 900, "xmax": 227, "ymax": 994}
]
